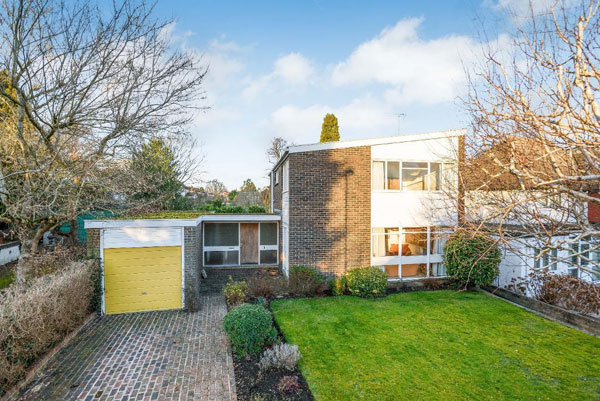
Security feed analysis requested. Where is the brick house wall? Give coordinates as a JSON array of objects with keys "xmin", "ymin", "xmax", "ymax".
[
  {"xmin": 287, "ymin": 146, "xmax": 371, "ymax": 277},
  {"xmin": 272, "ymin": 167, "xmax": 282, "ymax": 212},
  {"xmin": 589, "ymin": 193, "xmax": 600, "ymax": 224}
]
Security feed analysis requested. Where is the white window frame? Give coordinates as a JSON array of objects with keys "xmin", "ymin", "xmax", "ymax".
[
  {"xmin": 371, "ymin": 226, "xmax": 452, "ymax": 280},
  {"xmin": 371, "ymin": 160, "xmax": 455, "ymax": 193},
  {"xmin": 203, "ymin": 222, "xmax": 279, "ymax": 267}
]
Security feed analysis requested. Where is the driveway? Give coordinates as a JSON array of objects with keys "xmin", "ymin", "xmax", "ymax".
[{"xmin": 13, "ymin": 295, "xmax": 237, "ymax": 401}]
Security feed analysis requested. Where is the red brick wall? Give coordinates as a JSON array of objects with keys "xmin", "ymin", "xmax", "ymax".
[
  {"xmin": 589, "ymin": 193, "xmax": 600, "ymax": 223},
  {"xmin": 287, "ymin": 146, "xmax": 371, "ymax": 277}
]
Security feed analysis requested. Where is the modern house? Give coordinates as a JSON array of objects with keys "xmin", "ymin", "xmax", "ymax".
[{"xmin": 269, "ymin": 129, "xmax": 464, "ymax": 280}]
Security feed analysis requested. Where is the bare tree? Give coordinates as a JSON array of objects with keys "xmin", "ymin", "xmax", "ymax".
[
  {"xmin": 0, "ymin": 0, "xmax": 206, "ymax": 279},
  {"xmin": 205, "ymin": 179, "xmax": 227, "ymax": 200},
  {"xmin": 267, "ymin": 137, "xmax": 289, "ymax": 165},
  {"xmin": 463, "ymin": 0, "xmax": 600, "ymax": 276}
]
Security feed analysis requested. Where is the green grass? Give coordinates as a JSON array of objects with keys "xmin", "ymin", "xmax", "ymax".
[
  {"xmin": 271, "ymin": 291, "xmax": 600, "ymax": 401},
  {"xmin": 0, "ymin": 268, "xmax": 14, "ymax": 289}
]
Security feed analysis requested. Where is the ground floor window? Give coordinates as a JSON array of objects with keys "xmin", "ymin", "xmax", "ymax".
[
  {"xmin": 372, "ymin": 226, "xmax": 452, "ymax": 279},
  {"xmin": 203, "ymin": 222, "xmax": 279, "ymax": 266}
]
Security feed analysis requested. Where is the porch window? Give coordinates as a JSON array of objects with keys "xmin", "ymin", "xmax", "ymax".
[
  {"xmin": 204, "ymin": 223, "xmax": 240, "ymax": 266},
  {"xmin": 259, "ymin": 223, "xmax": 279, "ymax": 264}
]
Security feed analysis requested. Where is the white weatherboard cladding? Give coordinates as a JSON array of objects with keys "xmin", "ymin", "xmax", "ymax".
[
  {"xmin": 103, "ymin": 227, "xmax": 182, "ymax": 249},
  {"xmin": 371, "ymin": 136, "xmax": 459, "ymax": 228}
]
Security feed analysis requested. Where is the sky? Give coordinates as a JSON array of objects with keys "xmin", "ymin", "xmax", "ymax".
[{"xmin": 152, "ymin": 0, "xmax": 536, "ymax": 190}]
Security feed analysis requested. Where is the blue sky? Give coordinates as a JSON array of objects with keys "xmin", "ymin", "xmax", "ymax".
[{"xmin": 154, "ymin": 0, "xmax": 524, "ymax": 189}]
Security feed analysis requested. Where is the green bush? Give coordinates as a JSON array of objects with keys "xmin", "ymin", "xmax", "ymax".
[
  {"xmin": 288, "ymin": 266, "xmax": 326, "ymax": 296},
  {"xmin": 345, "ymin": 267, "xmax": 387, "ymax": 298},
  {"xmin": 248, "ymin": 205, "xmax": 267, "ymax": 213},
  {"xmin": 444, "ymin": 230, "xmax": 501, "ymax": 288},
  {"xmin": 330, "ymin": 276, "xmax": 347, "ymax": 296},
  {"xmin": 222, "ymin": 278, "xmax": 248, "ymax": 308},
  {"xmin": 223, "ymin": 303, "xmax": 276, "ymax": 357}
]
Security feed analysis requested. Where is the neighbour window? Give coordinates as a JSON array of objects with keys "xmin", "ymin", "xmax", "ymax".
[
  {"xmin": 282, "ymin": 162, "xmax": 289, "ymax": 193},
  {"xmin": 401, "ymin": 227, "xmax": 427, "ymax": 256},
  {"xmin": 274, "ymin": 170, "xmax": 279, "ymax": 185},
  {"xmin": 372, "ymin": 160, "xmax": 454, "ymax": 192},
  {"xmin": 533, "ymin": 247, "xmax": 558, "ymax": 270}
]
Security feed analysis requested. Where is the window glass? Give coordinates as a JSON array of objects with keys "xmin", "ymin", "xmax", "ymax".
[
  {"xmin": 429, "ymin": 163, "xmax": 441, "ymax": 191},
  {"xmin": 533, "ymin": 247, "xmax": 541, "ymax": 269},
  {"xmin": 568, "ymin": 268, "xmax": 579, "ymax": 278},
  {"xmin": 402, "ymin": 263, "xmax": 427, "ymax": 278},
  {"xmin": 401, "ymin": 227, "xmax": 427, "ymax": 256},
  {"xmin": 570, "ymin": 242, "xmax": 579, "ymax": 265},
  {"xmin": 581, "ymin": 243, "xmax": 590, "ymax": 265},
  {"xmin": 372, "ymin": 161, "xmax": 385, "ymax": 190},
  {"xmin": 372, "ymin": 228, "xmax": 399, "ymax": 257},
  {"xmin": 204, "ymin": 223, "xmax": 239, "ymax": 246},
  {"xmin": 431, "ymin": 232, "xmax": 450, "ymax": 254},
  {"xmin": 204, "ymin": 250, "xmax": 239, "ymax": 266},
  {"xmin": 402, "ymin": 162, "xmax": 428, "ymax": 191},
  {"xmin": 387, "ymin": 162, "xmax": 400, "ymax": 190},
  {"xmin": 260, "ymin": 250, "xmax": 278, "ymax": 264},
  {"xmin": 431, "ymin": 263, "xmax": 447, "ymax": 277},
  {"xmin": 260, "ymin": 223, "xmax": 277, "ymax": 245}
]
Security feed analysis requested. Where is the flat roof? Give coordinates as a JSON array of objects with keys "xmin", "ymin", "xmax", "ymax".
[
  {"xmin": 271, "ymin": 128, "xmax": 465, "ymax": 171},
  {"xmin": 84, "ymin": 213, "xmax": 281, "ymax": 229}
]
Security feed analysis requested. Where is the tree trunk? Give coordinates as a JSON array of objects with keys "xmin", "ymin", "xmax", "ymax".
[{"xmin": 15, "ymin": 222, "xmax": 56, "ymax": 282}]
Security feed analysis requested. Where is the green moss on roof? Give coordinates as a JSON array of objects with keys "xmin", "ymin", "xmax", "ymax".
[{"xmin": 110, "ymin": 211, "xmax": 206, "ymax": 220}]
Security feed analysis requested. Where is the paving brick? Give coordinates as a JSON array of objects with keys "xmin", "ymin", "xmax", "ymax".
[{"xmin": 12, "ymin": 296, "xmax": 236, "ymax": 401}]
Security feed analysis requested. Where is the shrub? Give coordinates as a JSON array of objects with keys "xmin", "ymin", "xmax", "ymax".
[
  {"xmin": 223, "ymin": 304, "xmax": 276, "ymax": 357},
  {"xmin": 258, "ymin": 343, "xmax": 302, "ymax": 371},
  {"xmin": 516, "ymin": 271, "xmax": 600, "ymax": 316},
  {"xmin": 345, "ymin": 267, "xmax": 387, "ymax": 298},
  {"xmin": 444, "ymin": 230, "xmax": 501, "ymax": 288},
  {"xmin": 288, "ymin": 266, "xmax": 326, "ymax": 297},
  {"xmin": 248, "ymin": 205, "xmax": 266, "ymax": 213},
  {"xmin": 330, "ymin": 276, "xmax": 347, "ymax": 296},
  {"xmin": 277, "ymin": 376, "xmax": 300, "ymax": 395},
  {"xmin": 0, "ymin": 260, "xmax": 95, "ymax": 395},
  {"xmin": 222, "ymin": 278, "xmax": 248, "ymax": 308},
  {"xmin": 215, "ymin": 205, "xmax": 246, "ymax": 214},
  {"xmin": 26, "ymin": 244, "xmax": 85, "ymax": 277},
  {"xmin": 247, "ymin": 272, "xmax": 287, "ymax": 299}
]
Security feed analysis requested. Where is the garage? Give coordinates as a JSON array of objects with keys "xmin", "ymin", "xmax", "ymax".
[{"xmin": 98, "ymin": 225, "xmax": 187, "ymax": 315}]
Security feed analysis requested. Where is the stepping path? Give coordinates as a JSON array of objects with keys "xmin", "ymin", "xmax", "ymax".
[{"xmin": 12, "ymin": 295, "xmax": 236, "ymax": 401}]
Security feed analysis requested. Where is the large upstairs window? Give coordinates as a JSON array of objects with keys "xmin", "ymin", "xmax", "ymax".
[{"xmin": 372, "ymin": 160, "xmax": 455, "ymax": 192}]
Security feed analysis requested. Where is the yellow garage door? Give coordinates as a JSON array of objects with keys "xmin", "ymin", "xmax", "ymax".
[{"xmin": 104, "ymin": 246, "xmax": 182, "ymax": 314}]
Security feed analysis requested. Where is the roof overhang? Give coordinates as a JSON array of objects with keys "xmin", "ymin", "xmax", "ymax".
[{"xmin": 84, "ymin": 213, "xmax": 281, "ymax": 229}]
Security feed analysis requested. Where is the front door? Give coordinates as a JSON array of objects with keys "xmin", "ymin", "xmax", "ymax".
[{"xmin": 240, "ymin": 223, "xmax": 259, "ymax": 264}]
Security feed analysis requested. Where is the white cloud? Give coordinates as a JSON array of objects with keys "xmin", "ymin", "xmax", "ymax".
[
  {"xmin": 331, "ymin": 18, "xmax": 479, "ymax": 104},
  {"xmin": 242, "ymin": 52, "xmax": 314, "ymax": 99},
  {"xmin": 264, "ymin": 96, "xmax": 396, "ymax": 144}
]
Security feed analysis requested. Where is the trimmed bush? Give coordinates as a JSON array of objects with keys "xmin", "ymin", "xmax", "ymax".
[
  {"xmin": 444, "ymin": 230, "xmax": 501, "ymax": 288},
  {"xmin": 223, "ymin": 303, "xmax": 276, "ymax": 357},
  {"xmin": 288, "ymin": 266, "xmax": 326, "ymax": 297},
  {"xmin": 345, "ymin": 267, "xmax": 388, "ymax": 297},
  {"xmin": 0, "ymin": 260, "xmax": 96, "ymax": 395},
  {"xmin": 222, "ymin": 278, "xmax": 248, "ymax": 308}
]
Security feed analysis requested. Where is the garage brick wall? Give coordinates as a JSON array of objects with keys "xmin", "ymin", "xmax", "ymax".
[
  {"xmin": 184, "ymin": 226, "xmax": 201, "ymax": 312},
  {"xmin": 86, "ymin": 228, "xmax": 100, "ymax": 259}
]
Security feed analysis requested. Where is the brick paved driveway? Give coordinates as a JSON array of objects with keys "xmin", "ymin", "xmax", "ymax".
[{"xmin": 13, "ymin": 296, "xmax": 236, "ymax": 401}]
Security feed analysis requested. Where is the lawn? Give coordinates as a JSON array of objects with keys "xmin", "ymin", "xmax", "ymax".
[{"xmin": 271, "ymin": 290, "xmax": 600, "ymax": 401}]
